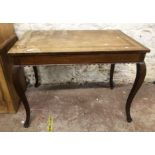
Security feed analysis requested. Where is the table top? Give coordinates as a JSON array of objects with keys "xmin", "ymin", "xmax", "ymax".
[{"xmin": 8, "ymin": 30, "xmax": 150, "ymax": 55}]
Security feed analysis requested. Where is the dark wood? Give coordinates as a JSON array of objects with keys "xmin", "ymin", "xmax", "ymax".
[
  {"xmin": 33, "ymin": 66, "xmax": 40, "ymax": 87},
  {"xmin": 126, "ymin": 62, "xmax": 146, "ymax": 122},
  {"xmin": 13, "ymin": 66, "xmax": 30, "ymax": 127},
  {"xmin": 7, "ymin": 30, "xmax": 150, "ymax": 128},
  {"xmin": 110, "ymin": 64, "xmax": 115, "ymax": 89},
  {"xmin": 12, "ymin": 53, "xmax": 146, "ymax": 65}
]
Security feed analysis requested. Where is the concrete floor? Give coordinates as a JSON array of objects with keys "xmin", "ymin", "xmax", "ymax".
[{"xmin": 0, "ymin": 83, "xmax": 155, "ymax": 132}]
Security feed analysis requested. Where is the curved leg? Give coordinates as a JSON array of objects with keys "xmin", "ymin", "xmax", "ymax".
[
  {"xmin": 110, "ymin": 64, "xmax": 115, "ymax": 89},
  {"xmin": 13, "ymin": 67, "xmax": 30, "ymax": 128},
  {"xmin": 33, "ymin": 66, "xmax": 40, "ymax": 87},
  {"xmin": 126, "ymin": 62, "xmax": 146, "ymax": 122}
]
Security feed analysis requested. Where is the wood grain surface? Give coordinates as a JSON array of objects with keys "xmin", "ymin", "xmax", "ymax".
[
  {"xmin": 0, "ymin": 24, "xmax": 15, "ymax": 45},
  {"xmin": 8, "ymin": 30, "xmax": 150, "ymax": 55}
]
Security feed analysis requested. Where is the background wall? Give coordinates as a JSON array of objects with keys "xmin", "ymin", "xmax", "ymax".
[{"xmin": 14, "ymin": 23, "xmax": 155, "ymax": 86}]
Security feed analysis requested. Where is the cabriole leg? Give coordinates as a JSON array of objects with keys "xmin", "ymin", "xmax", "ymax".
[
  {"xmin": 110, "ymin": 64, "xmax": 115, "ymax": 89},
  {"xmin": 33, "ymin": 66, "xmax": 40, "ymax": 87},
  {"xmin": 13, "ymin": 67, "xmax": 30, "ymax": 128},
  {"xmin": 126, "ymin": 62, "xmax": 146, "ymax": 122}
]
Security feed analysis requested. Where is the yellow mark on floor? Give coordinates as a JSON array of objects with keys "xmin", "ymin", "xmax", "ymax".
[{"xmin": 47, "ymin": 116, "xmax": 53, "ymax": 132}]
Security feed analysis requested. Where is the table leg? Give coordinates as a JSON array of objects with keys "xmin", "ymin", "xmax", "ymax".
[
  {"xmin": 33, "ymin": 66, "xmax": 40, "ymax": 87},
  {"xmin": 110, "ymin": 64, "xmax": 115, "ymax": 89},
  {"xmin": 13, "ymin": 67, "xmax": 30, "ymax": 128},
  {"xmin": 126, "ymin": 62, "xmax": 146, "ymax": 122}
]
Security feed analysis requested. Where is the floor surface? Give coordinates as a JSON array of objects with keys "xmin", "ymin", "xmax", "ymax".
[{"xmin": 0, "ymin": 83, "xmax": 155, "ymax": 132}]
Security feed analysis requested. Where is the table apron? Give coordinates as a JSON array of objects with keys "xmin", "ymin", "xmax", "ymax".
[{"xmin": 11, "ymin": 53, "xmax": 145, "ymax": 65}]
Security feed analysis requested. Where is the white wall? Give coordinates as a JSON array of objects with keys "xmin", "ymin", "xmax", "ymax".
[{"xmin": 14, "ymin": 23, "xmax": 155, "ymax": 85}]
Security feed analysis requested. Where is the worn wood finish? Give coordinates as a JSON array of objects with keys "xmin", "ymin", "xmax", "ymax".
[
  {"xmin": 8, "ymin": 30, "xmax": 150, "ymax": 127},
  {"xmin": 9, "ymin": 30, "xmax": 149, "ymax": 55}
]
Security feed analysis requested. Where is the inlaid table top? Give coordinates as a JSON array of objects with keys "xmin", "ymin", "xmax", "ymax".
[{"xmin": 8, "ymin": 30, "xmax": 149, "ymax": 55}]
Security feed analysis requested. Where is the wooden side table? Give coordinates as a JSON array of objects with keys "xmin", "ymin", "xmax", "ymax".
[{"xmin": 8, "ymin": 30, "xmax": 150, "ymax": 128}]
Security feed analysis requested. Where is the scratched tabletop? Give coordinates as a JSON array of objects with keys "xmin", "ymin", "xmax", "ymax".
[{"xmin": 8, "ymin": 30, "xmax": 149, "ymax": 55}]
